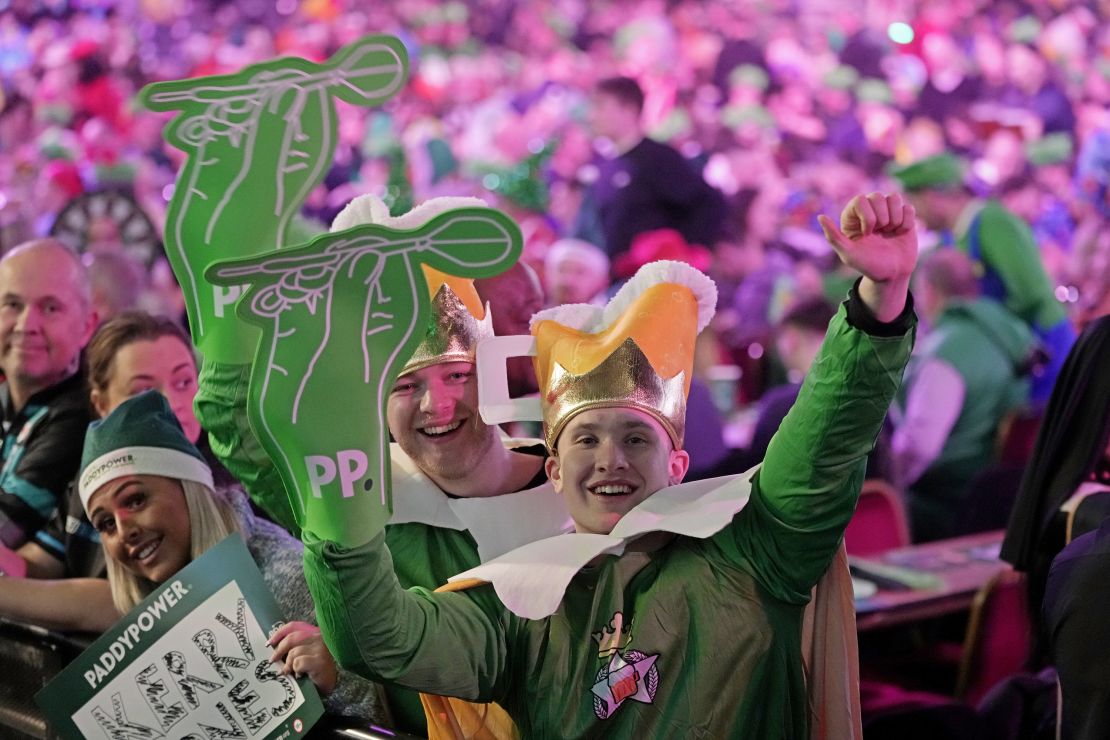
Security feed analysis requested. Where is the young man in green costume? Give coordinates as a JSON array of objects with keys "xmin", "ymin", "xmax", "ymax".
[
  {"xmin": 196, "ymin": 195, "xmax": 572, "ymax": 733},
  {"xmin": 285, "ymin": 192, "xmax": 919, "ymax": 739}
]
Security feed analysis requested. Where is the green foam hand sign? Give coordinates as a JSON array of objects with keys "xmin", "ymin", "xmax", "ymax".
[
  {"xmin": 140, "ymin": 35, "xmax": 408, "ymax": 363},
  {"xmin": 207, "ymin": 209, "xmax": 522, "ymax": 546}
]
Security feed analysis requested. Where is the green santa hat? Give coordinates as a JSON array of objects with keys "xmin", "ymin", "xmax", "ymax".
[
  {"xmin": 79, "ymin": 391, "xmax": 213, "ymax": 512},
  {"xmin": 888, "ymin": 152, "xmax": 966, "ymax": 192}
]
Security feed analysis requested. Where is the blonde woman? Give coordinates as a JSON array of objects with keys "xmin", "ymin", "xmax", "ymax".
[{"xmin": 79, "ymin": 391, "xmax": 388, "ymax": 726}]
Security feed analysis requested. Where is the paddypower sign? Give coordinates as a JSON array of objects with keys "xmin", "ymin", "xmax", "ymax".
[{"xmin": 36, "ymin": 535, "xmax": 323, "ymax": 740}]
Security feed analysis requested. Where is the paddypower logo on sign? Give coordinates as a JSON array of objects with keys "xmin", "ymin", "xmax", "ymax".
[
  {"xmin": 80, "ymin": 452, "xmax": 135, "ymax": 493},
  {"xmin": 73, "ymin": 582, "xmax": 302, "ymax": 738}
]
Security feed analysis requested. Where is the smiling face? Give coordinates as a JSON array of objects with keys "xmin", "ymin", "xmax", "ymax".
[
  {"xmin": 88, "ymin": 474, "xmax": 192, "ymax": 585},
  {"xmin": 386, "ymin": 360, "xmax": 499, "ymax": 488},
  {"xmin": 0, "ymin": 242, "xmax": 96, "ymax": 402},
  {"xmin": 546, "ymin": 407, "xmax": 690, "ymax": 535},
  {"xmin": 91, "ymin": 336, "xmax": 201, "ymax": 443}
]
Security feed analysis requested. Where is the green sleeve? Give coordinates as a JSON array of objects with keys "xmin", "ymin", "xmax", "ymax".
[
  {"xmin": 723, "ymin": 297, "xmax": 914, "ymax": 604},
  {"xmin": 303, "ymin": 530, "xmax": 512, "ymax": 702},
  {"xmin": 970, "ymin": 203, "xmax": 1065, "ymax": 327},
  {"xmin": 194, "ymin": 361, "xmax": 301, "ymax": 536}
]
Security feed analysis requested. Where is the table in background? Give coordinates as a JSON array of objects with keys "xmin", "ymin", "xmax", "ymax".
[{"xmin": 853, "ymin": 530, "xmax": 1008, "ymax": 632}]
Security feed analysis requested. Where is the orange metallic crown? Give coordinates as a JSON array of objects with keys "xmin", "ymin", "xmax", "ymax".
[
  {"xmin": 532, "ymin": 264, "xmax": 716, "ymax": 449},
  {"xmin": 402, "ymin": 266, "xmax": 492, "ymax": 375}
]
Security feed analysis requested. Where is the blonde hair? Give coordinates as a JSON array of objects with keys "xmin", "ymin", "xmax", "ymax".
[{"xmin": 106, "ymin": 479, "xmax": 241, "ymax": 613}]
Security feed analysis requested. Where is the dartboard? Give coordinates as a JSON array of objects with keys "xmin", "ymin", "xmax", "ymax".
[{"xmin": 50, "ymin": 189, "xmax": 162, "ymax": 269}]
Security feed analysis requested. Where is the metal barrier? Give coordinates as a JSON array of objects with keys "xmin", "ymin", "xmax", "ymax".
[{"xmin": 0, "ymin": 619, "xmax": 91, "ymax": 739}]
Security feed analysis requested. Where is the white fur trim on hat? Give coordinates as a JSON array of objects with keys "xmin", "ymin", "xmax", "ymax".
[{"xmin": 79, "ymin": 446, "xmax": 214, "ymax": 512}]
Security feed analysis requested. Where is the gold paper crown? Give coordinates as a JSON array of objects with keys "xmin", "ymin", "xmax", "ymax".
[
  {"xmin": 531, "ymin": 262, "xmax": 716, "ymax": 450},
  {"xmin": 402, "ymin": 266, "xmax": 493, "ymax": 375}
]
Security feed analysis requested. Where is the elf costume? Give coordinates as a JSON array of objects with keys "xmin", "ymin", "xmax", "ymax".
[{"xmin": 304, "ymin": 261, "xmax": 915, "ymax": 739}]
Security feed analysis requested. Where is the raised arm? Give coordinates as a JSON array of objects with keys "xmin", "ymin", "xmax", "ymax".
[
  {"xmin": 821, "ymin": 192, "xmax": 917, "ymax": 322},
  {"xmin": 302, "ymin": 531, "xmax": 512, "ymax": 703},
  {"xmin": 726, "ymin": 193, "xmax": 917, "ymax": 602},
  {"xmin": 195, "ymin": 361, "xmax": 301, "ymax": 536}
]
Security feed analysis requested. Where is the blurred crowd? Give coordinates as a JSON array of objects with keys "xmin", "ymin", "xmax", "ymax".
[
  {"xmin": 3, "ymin": 1, "xmax": 1110, "ymax": 737},
  {"xmin": 3, "ymin": 0, "xmax": 1110, "ymax": 327}
]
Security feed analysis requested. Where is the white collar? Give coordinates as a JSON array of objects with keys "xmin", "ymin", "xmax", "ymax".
[
  {"xmin": 388, "ymin": 441, "xmax": 574, "ymax": 562},
  {"xmin": 448, "ymin": 467, "xmax": 759, "ymax": 619}
]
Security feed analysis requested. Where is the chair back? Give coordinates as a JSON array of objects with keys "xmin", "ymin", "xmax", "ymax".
[
  {"xmin": 1065, "ymin": 490, "xmax": 1110, "ymax": 544},
  {"xmin": 955, "ymin": 569, "xmax": 1030, "ymax": 705},
  {"xmin": 844, "ymin": 480, "xmax": 911, "ymax": 557},
  {"xmin": 951, "ymin": 463, "xmax": 1026, "ymax": 537},
  {"xmin": 994, "ymin": 406, "xmax": 1043, "ymax": 466}
]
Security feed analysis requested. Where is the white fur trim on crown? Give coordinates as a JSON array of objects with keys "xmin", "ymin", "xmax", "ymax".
[
  {"xmin": 530, "ymin": 261, "xmax": 717, "ymax": 334},
  {"xmin": 606, "ymin": 261, "xmax": 717, "ymax": 333},
  {"xmin": 529, "ymin": 303, "xmax": 603, "ymax": 332},
  {"xmin": 330, "ymin": 194, "xmax": 490, "ymax": 233}
]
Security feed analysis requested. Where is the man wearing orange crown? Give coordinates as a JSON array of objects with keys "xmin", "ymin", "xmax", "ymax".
[
  {"xmin": 198, "ymin": 194, "xmax": 572, "ymax": 734},
  {"xmin": 291, "ymin": 193, "xmax": 918, "ymax": 739}
]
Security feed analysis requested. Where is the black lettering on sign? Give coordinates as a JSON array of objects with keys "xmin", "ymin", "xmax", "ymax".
[
  {"xmin": 228, "ymin": 679, "xmax": 271, "ymax": 735},
  {"xmin": 136, "ymin": 663, "xmax": 187, "ymax": 731},
  {"xmin": 90, "ymin": 692, "xmax": 164, "ymax": 739},
  {"xmin": 194, "ymin": 628, "xmax": 250, "ymax": 681},
  {"xmin": 164, "ymin": 650, "xmax": 224, "ymax": 709},
  {"xmin": 198, "ymin": 701, "xmax": 247, "ymax": 739},
  {"xmin": 255, "ymin": 659, "xmax": 297, "ymax": 716},
  {"xmin": 215, "ymin": 598, "xmax": 255, "ymax": 661}
]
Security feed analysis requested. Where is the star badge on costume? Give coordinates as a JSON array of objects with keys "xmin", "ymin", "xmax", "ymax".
[{"xmin": 589, "ymin": 612, "xmax": 661, "ymax": 720}]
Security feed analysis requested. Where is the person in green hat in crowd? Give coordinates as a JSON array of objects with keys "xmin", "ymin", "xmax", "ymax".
[
  {"xmin": 77, "ymin": 391, "xmax": 388, "ymax": 726},
  {"xmin": 889, "ymin": 151, "xmax": 1076, "ymax": 402},
  {"xmin": 276, "ymin": 192, "xmax": 918, "ymax": 739}
]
